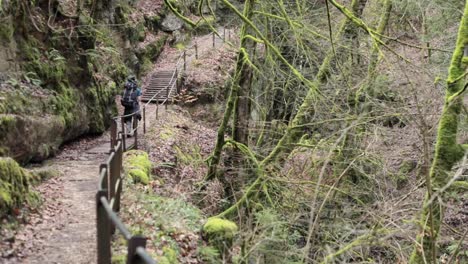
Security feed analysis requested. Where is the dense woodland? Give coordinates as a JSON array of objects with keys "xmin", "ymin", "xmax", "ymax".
[{"xmin": 0, "ymin": 0, "xmax": 467, "ymax": 263}]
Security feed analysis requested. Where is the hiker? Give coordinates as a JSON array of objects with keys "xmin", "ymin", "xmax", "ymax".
[{"xmin": 121, "ymin": 76, "xmax": 142, "ymax": 137}]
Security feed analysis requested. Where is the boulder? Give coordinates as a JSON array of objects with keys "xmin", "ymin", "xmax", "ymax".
[{"xmin": 161, "ymin": 13, "xmax": 183, "ymax": 32}]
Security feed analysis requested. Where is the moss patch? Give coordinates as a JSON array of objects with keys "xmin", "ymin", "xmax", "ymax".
[
  {"xmin": 203, "ymin": 217, "xmax": 238, "ymax": 239},
  {"xmin": 0, "ymin": 158, "xmax": 36, "ymax": 217},
  {"xmin": 124, "ymin": 150, "xmax": 152, "ymax": 184}
]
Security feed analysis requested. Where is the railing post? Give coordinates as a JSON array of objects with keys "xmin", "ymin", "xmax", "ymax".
[
  {"xmin": 127, "ymin": 236, "xmax": 147, "ymax": 264},
  {"xmin": 176, "ymin": 68, "xmax": 180, "ymax": 94},
  {"xmin": 165, "ymin": 85, "xmax": 169, "ymax": 110},
  {"xmin": 223, "ymin": 27, "xmax": 226, "ymax": 42},
  {"xmin": 114, "ymin": 142, "xmax": 123, "ymax": 212},
  {"xmin": 212, "ymin": 31, "xmax": 215, "ymax": 48},
  {"xmin": 121, "ymin": 117, "xmax": 126, "ymax": 151},
  {"xmin": 156, "ymin": 103, "xmax": 159, "ymax": 120},
  {"xmin": 133, "ymin": 116, "xmax": 138, "ymax": 150},
  {"xmin": 96, "ymin": 190, "xmax": 111, "ymax": 264},
  {"xmin": 183, "ymin": 51, "xmax": 186, "ymax": 72},
  {"xmin": 110, "ymin": 120, "xmax": 117, "ymax": 150},
  {"xmin": 143, "ymin": 107, "xmax": 146, "ymax": 134},
  {"xmin": 228, "ymin": 28, "xmax": 231, "ymax": 41}
]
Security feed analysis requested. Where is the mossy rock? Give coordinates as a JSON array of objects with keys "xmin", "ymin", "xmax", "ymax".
[
  {"xmin": 202, "ymin": 218, "xmax": 237, "ymax": 258},
  {"xmin": 128, "ymin": 169, "xmax": 149, "ymax": 185},
  {"xmin": 203, "ymin": 217, "xmax": 238, "ymax": 240},
  {"xmin": 124, "ymin": 150, "xmax": 152, "ymax": 185},
  {"xmin": 0, "ymin": 157, "xmax": 35, "ymax": 216}
]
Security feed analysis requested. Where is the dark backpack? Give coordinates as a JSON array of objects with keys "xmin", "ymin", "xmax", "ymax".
[{"xmin": 121, "ymin": 82, "xmax": 138, "ymax": 108}]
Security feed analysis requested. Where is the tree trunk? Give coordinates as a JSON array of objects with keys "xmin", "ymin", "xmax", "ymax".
[
  {"xmin": 410, "ymin": 2, "xmax": 468, "ymax": 263},
  {"xmin": 206, "ymin": 0, "xmax": 256, "ymax": 180}
]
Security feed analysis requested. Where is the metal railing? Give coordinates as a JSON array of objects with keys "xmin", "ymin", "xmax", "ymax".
[{"xmin": 96, "ymin": 27, "xmax": 234, "ymax": 264}]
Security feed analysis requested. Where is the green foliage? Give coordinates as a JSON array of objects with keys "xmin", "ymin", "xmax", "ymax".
[
  {"xmin": 20, "ymin": 40, "xmax": 68, "ymax": 89},
  {"xmin": 174, "ymin": 145, "xmax": 203, "ymax": 167},
  {"xmin": 241, "ymin": 209, "xmax": 303, "ymax": 263},
  {"xmin": 198, "ymin": 246, "xmax": 221, "ymax": 264}
]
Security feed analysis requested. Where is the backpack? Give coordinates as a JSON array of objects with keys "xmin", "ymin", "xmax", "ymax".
[{"xmin": 121, "ymin": 82, "xmax": 138, "ymax": 108}]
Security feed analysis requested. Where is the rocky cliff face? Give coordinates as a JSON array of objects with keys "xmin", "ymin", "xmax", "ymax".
[{"xmin": 0, "ymin": 0, "xmax": 168, "ymax": 163}]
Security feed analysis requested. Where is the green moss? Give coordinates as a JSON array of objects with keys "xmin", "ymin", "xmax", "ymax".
[
  {"xmin": 0, "ymin": 157, "xmax": 35, "ymax": 216},
  {"xmin": 144, "ymin": 35, "xmax": 168, "ymax": 61},
  {"xmin": 158, "ymin": 246, "xmax": 179, "ymax": 264},
  {"xmin": 124, "ymin": 150, "xmax": 152, "ymax": 185},
  {"xmin": 128, "ymin": 169, "xmax": 149, "ymax": 184},
  {"xmin": 111, "ymin": 254, "xmax": 126, "ymax": 264},
  {"xmin": 202, "ymin": 218, "xmax": 238, "ymax": 257},
  {"xmin": 126, "ymin": 22, "xmax": 147, "ymax": 43},
  {"xmin": 145, "ymin": 15, "xmax": 162, "ymax": 32},
  {"xmin": 20, "ymin": 39, "xmax": 68, "ymax": 89},
  {"xmin": 203, "ymin": 218, "xmax": 238, "ymax": 239},
  {"xmin": 0, "ymin": 15, "xmax": 14, "ymax": 42},
  {"xmin": 31, "ymin": 168, "xmax": 60, "ymax": 181}
]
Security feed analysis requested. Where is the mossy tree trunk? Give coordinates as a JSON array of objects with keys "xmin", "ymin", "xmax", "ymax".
[
  {"xmin": 206, "ymin": 0, "xmax": 256, "ymax": 180},
  {"xmin": 409, "ymin": 2, "xmax": 468, "ymax": 263}
]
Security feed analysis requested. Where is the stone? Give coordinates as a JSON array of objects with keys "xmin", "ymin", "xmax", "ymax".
[{"xmin": 161, "ymin": 13, "xmax": 183, "ymax": 32}]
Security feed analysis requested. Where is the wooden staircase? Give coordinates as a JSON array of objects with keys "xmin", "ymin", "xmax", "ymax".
[{"xmin": 141, "ymin": 70, "xmax": 178, "ymax": 102}]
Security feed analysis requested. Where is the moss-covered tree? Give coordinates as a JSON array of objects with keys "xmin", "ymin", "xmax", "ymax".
[{"xmin": 409, "ymin": 1, "xmax": 468, "ymax": 263}]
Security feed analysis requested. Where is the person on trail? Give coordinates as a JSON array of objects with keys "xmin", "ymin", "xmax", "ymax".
[{"xmin": 121, "ymin": 76, "xmax": 142, "ymax": 137}]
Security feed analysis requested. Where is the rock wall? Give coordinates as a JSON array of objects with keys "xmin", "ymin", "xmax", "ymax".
[{"xmin": 0, "ymin": 0, "xmax": 168, "ymax": 163}]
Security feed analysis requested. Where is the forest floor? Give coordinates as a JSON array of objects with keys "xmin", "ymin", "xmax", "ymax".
[{"xmin": 0, "ymin": 29, "xmax": 235, "ymax": 263}]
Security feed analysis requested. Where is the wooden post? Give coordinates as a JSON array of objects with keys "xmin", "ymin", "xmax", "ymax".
[
  {"xmin": 114, "ymin": 143, "xmax": 122, "ymax": 212},
  {"xmin": 183, "ymin": 51, "xmax": 187, "ymax": 72},
  {"xmin": 195, "ymin": 41, "xmax": 198, "ymax": 59},
  {"xmin": 143, "ymin": 107, "xmax": 146, "ymax": 134},
  {"xmin": 165, "ymin": 85, "xmax": 169, "ymax": 110},
  {"xmin": 228, "ymin": 28, "xmax": 231, "ymax": 41},
  {"xmin": 133, "ymin": 116, "xmax": 138, "ymax": 150},
  {"xmin": 223, "ymin": 27, "xmax": 226, "ymax": 42},
  {"xmin": 96, "ymin": 190, "xmax": 111, "ymax": 264},
  {"xmin": 212, "ymin": 32, "xmax": 215, "ymax": 48},
  {"xmin": 110, "ymin": 120, "xmax": 117, "ymax": 151},
  {"xmin": 127, "ymin": 236, "xmax": 147, "ymax": 264},
  {"xmin": 176, "ymin": 69, "xmax": 179, "ymax": 93},
  {"xmin": 121, "ymin": 117, "xmax": 126, "ymax": 151},
  {"xmin": 156, "ymin": 103, "xmax": 159, "ymax": 120}
]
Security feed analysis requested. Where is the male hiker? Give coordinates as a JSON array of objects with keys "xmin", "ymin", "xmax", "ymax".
[{"xmin": 121, "ymin": 76, "xmax": 142, "ymax": 137}]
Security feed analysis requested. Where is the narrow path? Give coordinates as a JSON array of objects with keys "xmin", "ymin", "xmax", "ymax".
[{"xmin": 0, "ymin": 134, "xmax": 110, "ymax": 264}]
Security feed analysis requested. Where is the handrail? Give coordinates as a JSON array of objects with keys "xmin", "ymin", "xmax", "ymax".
[
  {"xmin": 99, "ymin": 196, "xmax": 132, "ymax": 240},
  {"xmin": 96, "ymin": 139, "xmax": 156, "ymax": 264}
]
